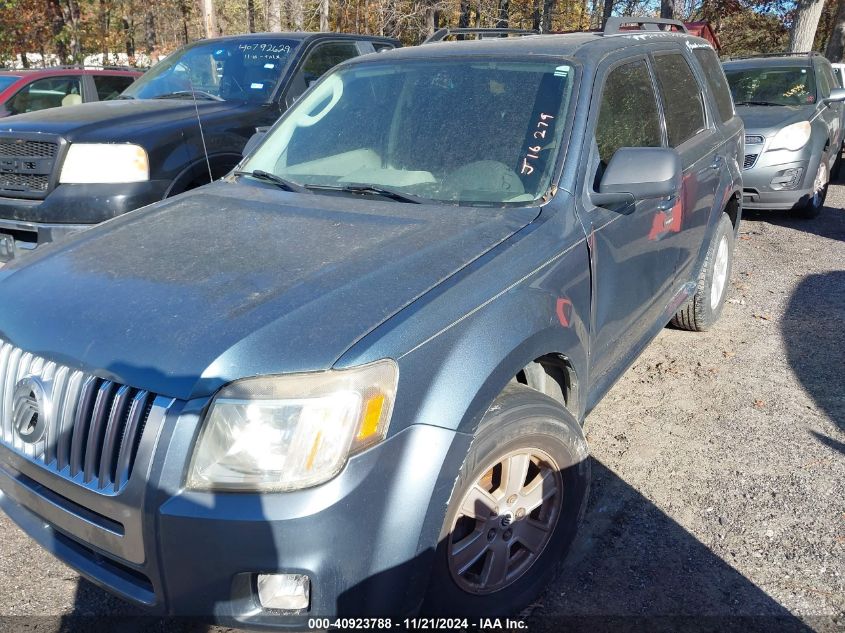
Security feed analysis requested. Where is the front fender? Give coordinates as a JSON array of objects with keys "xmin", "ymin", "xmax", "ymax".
[{"xmin": 337, "ymin": 194, "xmax": 592, "ymax": 436}]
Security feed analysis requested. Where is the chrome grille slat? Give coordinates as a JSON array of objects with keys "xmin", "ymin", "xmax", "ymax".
[
  {"xmin": 46, "ymin": 365, "xmax": 69, "ymax": 465},
  {"xmin": 98, "ymin": 385, "xmax": 132, "ymax": 487},
  {"xmin": 83, "ymin": 380, "xmax": 117, "ymax": 483},
  {"xmin": 56, "ymin": 370, "xmax": 83, "ymax": 471},
  {"xmin": 69, "ymin": 376, "xmax": 100, "ymax": 478},
  {"xmin": 0, "ymin": 339, "xmax": 159, "ymax": 493},
  {"xmin": 115, "ymin": 391, "xmax": 151, "ymax": 490}
]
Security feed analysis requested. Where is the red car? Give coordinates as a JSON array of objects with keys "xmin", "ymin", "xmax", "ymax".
[{"xmin": 0, "ymin": 67, "xmax": 142, "ymax": 118}]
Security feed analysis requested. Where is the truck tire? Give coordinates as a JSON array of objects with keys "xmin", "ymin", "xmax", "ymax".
[
  {"xmin": 422, "ymin": 384, "xmax": 590, "ymax": 616},
  {"xmin": 671, "ymin": 213, "xmax": 735, "ymax": 332}
]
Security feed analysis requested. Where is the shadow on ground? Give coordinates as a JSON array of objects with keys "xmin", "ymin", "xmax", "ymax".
[{"xmin": 782, "ymin": 270, "xmax": 845, "ymax": 442}]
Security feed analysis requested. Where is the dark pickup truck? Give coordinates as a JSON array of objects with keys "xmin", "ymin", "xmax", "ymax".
[{"xmin": 0, "ymin": 32, "xmax": 397, "ymax": 262}]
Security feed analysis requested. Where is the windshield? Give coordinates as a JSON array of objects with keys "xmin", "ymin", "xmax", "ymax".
[
  {"xmin": 0, "ymin": 76, "xmax": 21, "ymax": 92},
  {"xmin": 122, "ymin": 39, "xmax": 300, "ymax": 102},
  {"xmin": 242, "ymin": 59, "xmax": 576, "ymax": 206},
  {"xmin": 725, "ymin": 66, "xmax": 817, "ymax": 106}
]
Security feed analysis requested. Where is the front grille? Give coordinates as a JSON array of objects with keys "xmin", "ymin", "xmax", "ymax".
[
  {"xmin": 743, "ymin": 153, "xmax": 759, "ymax": 170},
  {"xmin": 744, "ymin": 135, "xmax": 765, "ymax": 146},
  {"xmin": 0, "ymin": 137, "xmax": 58, "ymax": 198},
  {"xmin": 0, "ymin": 340, "xmax": 156, "ymax": 494},
  {"xmin": 0, "ymin": 140, "xmax": 57, "ymax": 158},
  {"xmin": 0, "ymin": 173, "xmax": 49, "ymax": 192}
]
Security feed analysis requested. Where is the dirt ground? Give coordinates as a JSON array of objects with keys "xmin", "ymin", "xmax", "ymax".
[{"xmin": 0, "ymin": 179, "xmax": 842, "ymax": 632}]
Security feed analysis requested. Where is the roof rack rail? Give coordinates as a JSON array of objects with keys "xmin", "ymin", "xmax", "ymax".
[
  {"xmin": 603, "ymin": 17, "xmax": 687, "ymax": 35},
  {"xmin": 424, "ymin": 28, "xmax": 538, "ymax": 44},
  {"xmin": 50, "ymin": 64, "xmax": 138, "ymax": 71},
  {"xmin": 723, "ymin": 51, "xmax": 821, "ymax": 61}
]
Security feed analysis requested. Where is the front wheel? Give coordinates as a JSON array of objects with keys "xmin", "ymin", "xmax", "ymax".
[
  {"xmin": 422, "ymin": 384, "xmax": 590, "ymax": 616},
  {"xmin": 792, "ymin": 155, "xmax": 829, "ymax": 219},
  {"xmin": 671, "ymin": 213, "xmax": 735, "ymax": 332}
]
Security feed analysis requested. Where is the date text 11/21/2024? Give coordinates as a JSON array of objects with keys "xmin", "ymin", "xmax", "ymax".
[{"xmin": 307, "ymin": 618, "xmax": 529, "ymax": 629}]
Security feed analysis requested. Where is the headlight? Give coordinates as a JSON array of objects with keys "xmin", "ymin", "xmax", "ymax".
[
  {"xmin": 187, "ymin": 360, "xmax": 398, "ymax": 491},
  {"xmin": 768, "ymin": 121, "xmax": 811, "ymax": 152},
  {"xmin": 59, "ymin": 143, "xmax": 149, "ymax": 184}
]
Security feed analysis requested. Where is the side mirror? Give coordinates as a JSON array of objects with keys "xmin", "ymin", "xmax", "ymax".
[
  {"xmin": 591, "ymin": 147, "xmax": 682, "ymax": 208},
  {"xmin": 824, "ymin": 87, "xmax": 845, "ymax": 104},
  {"xmin": 242, "ymin": 126, "xmax": 271, "ymax": 157}
]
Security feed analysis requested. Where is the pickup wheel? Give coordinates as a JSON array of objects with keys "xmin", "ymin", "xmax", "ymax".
[
  {"xmin": 422, "ymin": 384, "xmax": 589, "ymax": 616},
  {"xmin": 671, "ymin": 213, "xmax": 734, "ymax": 332}
]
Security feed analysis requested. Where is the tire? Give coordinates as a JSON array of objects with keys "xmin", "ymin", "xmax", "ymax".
[
  {"xmin": 792, "ymin": 153, "xmax": 829, "ymax": 219},
  {"xmin": 421, "ymin": 384, "xmax": 590, "ymax": 617},
  {"xmin": 671, "ymin": 213, "xmax": 735, "ymax": 332}
]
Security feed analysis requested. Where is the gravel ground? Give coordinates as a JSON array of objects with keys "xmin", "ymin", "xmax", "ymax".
[{"xmin": 0, "ymin": 180, "xmax": 843, "ymax": 632}]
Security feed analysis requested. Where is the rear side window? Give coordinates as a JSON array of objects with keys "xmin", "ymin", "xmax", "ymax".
[
  {"xmin": 653, "ymin": 53, "xmax": 706, "ymax": 147},
  {"xmin": 692, "ymin": 47, "xmax": 734, "ymax": 123},
  {"xmin": 93, "ymin": 75, "xmax": 136, "ymax": 101},
  {"xmin": 595, "ymin": 60, "xmax": 663, "ymax": 165}
]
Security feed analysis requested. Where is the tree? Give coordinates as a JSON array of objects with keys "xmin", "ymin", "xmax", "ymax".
[
  {"xmin": 200, "ymin": 0, "xmax": 217, "ymax": 38},
  {"xmin": 826, "ymin": 0, "xmax": 845, "ymax": 61},
  {"xmin": 789, "ymin": 0, "xmax": 826, "ymax": 52},
  {"xmin": 247, "ymin": 0, "xmax": 256, "ymax": 32},
  {"xmin": 660, "ymin": 0, "xmax": 675, "ymax": 19},
  {"xmin": 267, "ymin": 0, "xmax": 283, "ymax": 31},
  {"xmin": 320, "ymin": 0, "xmax": 329, "ymax": 30}
]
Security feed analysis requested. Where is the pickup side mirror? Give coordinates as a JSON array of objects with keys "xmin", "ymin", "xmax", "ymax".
[
  {"xmin": 591, "ymin": 147, "xmax": 682, "ymax": 208},
  {"xmin": 824, "ymin": 87, "xmax": 845, "ymax": 104},
  {"xmin": 242, "ymin": 126, "xmax": 271, "ymax": 157}
]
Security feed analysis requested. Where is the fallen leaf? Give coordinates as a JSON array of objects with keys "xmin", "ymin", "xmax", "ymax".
[
  {"xmin": 722, "ymin": 350, "xmax": 735, "ymax": 358},
  {"xmin": 754, "ymin": 399, "xmax": 766, "ymax": 408}
]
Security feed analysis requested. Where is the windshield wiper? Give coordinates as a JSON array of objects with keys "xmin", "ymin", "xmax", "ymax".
[
  {"xmin": 735, "ymin": 100, "xmax": 785, "ymax": 107},
  {"xmin": 153, "ymin": 90, "xmax": 224, "ymax": 102},
  {"xmin": 306, "ymin": 184, "xmax": 425, "ymax": 204},
  {"xmin": 233, "ymin": 169, "xmax": 309, "ymax": 193}
]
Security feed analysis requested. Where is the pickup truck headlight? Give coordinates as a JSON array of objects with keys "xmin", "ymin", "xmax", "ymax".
[
  {"xmin": 187, "ymin": 360, "xmax": 398, "ymax": 492},
  {"xmin": 768, "ymin": 121, "xmax": 811, "ymax": 152},
  {"xmin": 59, "ymin": 143, "xmax": 149, "ymax": 184}
]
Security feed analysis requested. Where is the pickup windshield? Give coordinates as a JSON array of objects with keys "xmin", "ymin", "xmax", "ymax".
[
  {"xmin": 725, "ymin": 66, "xmax": 817, "ymax": 106},
  {"xmin": 122, "ymin": 39, "xmax": 300, "ymax": 102},
  {"xmin": 243, "ymin": 59, "xmax": 576, "ymax": 206}
]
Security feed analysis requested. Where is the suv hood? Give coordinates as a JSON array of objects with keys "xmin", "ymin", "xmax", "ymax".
[
  {"xmin": 0, "ymin": 99, "xmax": 261, "ymax": 141},
  {"xmin": 0, "ymin": 181, "xmax": 535, "ymax": 400},
  {"xmin": 735, "ymin": 104, "xmax": 816, "ymax": 136}
]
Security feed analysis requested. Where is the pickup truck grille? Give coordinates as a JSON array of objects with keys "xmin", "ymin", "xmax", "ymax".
[
  {"xmin": 0, "ymin": 339, "xmax": 156, "ymax": 494},
  {"xmin": 0, "ymin": 138, "xmax": 58, "ymax": 199}
]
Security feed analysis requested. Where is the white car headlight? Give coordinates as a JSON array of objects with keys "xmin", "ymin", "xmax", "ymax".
[
  {"xmin": 59, "ymin": 143, "xmax": 149, "ymax": 184},
  {"xmin": 187, "ymin": 360, "xmax": 398, "ymax": 492},
  {"xmin": 768, "ymin": 121, "xmax": 811, "ymax": 152}
]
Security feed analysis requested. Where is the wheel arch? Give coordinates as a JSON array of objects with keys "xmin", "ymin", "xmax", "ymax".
[{"xmin": 164, "ymin": 152, "xmax": 242, "ymax": 198}]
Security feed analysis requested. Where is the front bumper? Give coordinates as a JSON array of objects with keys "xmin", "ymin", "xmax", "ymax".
[
  {"xmin": 0, "ymin": 399, "xmax": 470, "ymax": 628},
  {"xmin": 741, "ymin": 145, "xmax": 818, "ymax": 211},
  {"xmin": 0, "ymin": 180, "xmax": 170, "ymax": 256}
]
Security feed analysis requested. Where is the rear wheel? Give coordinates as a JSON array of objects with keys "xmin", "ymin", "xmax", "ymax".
[
  {"xmin": 422, "ymin": 384, "xmax": 590, "ymax": 616},
  {"xmin": 671, "ymin": 213, "xmax": 735, "ymax": 332}
]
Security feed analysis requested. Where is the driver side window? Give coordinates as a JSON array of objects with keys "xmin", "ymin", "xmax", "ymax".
[
  {"xmin": 286, "ymin": 42, "xmax": 359, "ymax": 106},
  {"xmin": 594, "ymin": 60, "xmax": 662, "ymax": 171}
]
